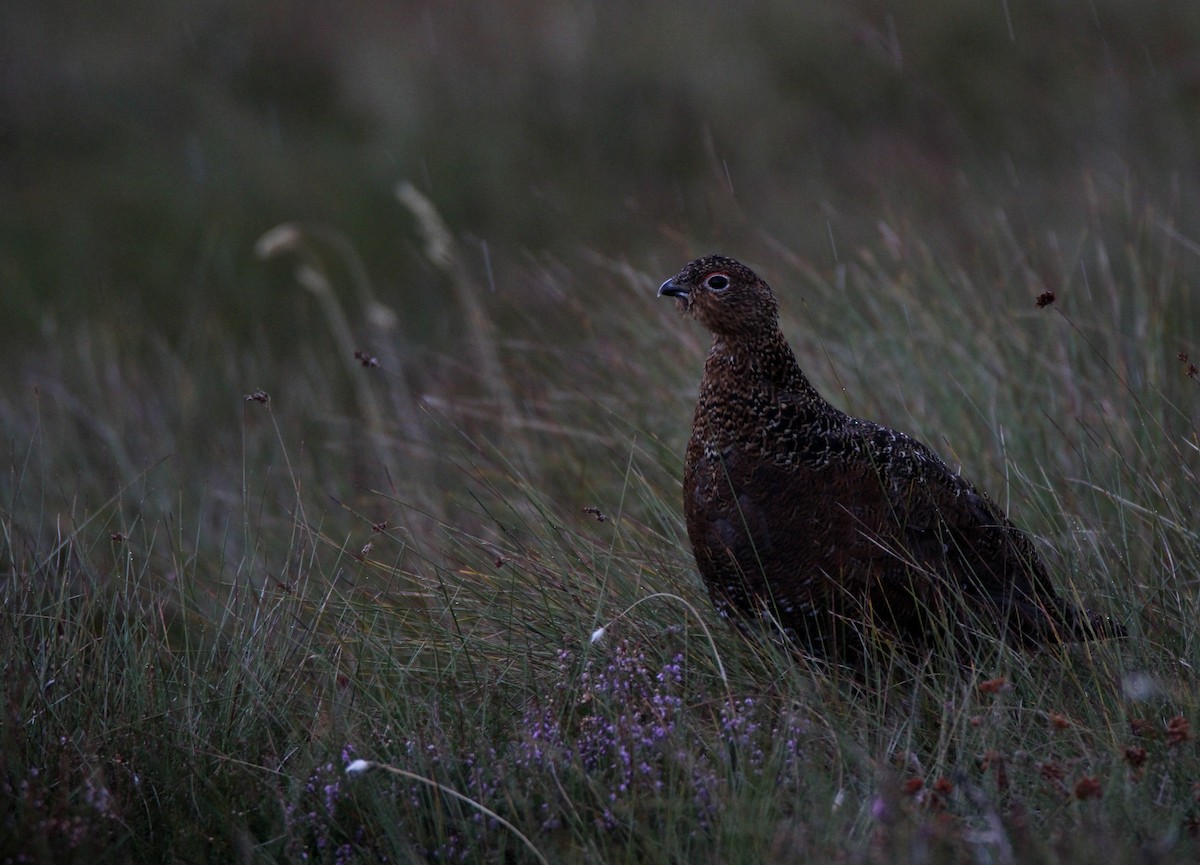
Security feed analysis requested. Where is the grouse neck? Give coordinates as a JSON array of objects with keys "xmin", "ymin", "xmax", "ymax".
[{"xmin": 707, "ymin": 328, "xmax": 820, "ymax": 398}]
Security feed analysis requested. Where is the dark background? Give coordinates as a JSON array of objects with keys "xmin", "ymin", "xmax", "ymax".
[{"xmin": 5, "ymin": 0, "xmax": 1198, "ymax": 355}]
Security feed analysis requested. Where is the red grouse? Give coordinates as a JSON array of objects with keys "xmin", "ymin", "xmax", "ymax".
[{"xmin": 659, "ymin": 254, "xmax": 1117, "ymax": 660}]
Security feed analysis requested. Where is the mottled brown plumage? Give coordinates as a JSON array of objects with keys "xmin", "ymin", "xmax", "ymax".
[{"xmin": 659, "ymin": 254, "xmax": 1117, "ymax": 660}]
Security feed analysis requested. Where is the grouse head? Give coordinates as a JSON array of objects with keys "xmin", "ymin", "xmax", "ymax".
[{"xmin": 658, "ymin": 255, "xmax": 780, "ymax": 339}]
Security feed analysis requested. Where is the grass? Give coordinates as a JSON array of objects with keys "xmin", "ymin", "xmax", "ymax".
[
  {"xmin": 4, "ymin": 2, "xmax": 1200, "ymax": 860},
  {"xmin": 3, "ymin": 180, "xmax": 1199, "ymax": 863}
]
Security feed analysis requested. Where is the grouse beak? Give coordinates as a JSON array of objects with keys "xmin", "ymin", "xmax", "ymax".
[{"xmin": 658, "ymin": 278, "xmax": 689, "ymax": 299}]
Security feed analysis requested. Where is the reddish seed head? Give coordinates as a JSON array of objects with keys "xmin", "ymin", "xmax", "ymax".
[
  {"xmin": 1040, "ymin": 761, "xmax": 1066, "ymax": 784},
  {"xmin": 1074, "ymin": 776, "xmax": 1102, "ymax": 800},
  {"xmin": 1179, "ymin": 351, "xmax": 1198, "ymax": 378},
  {"xmin": 902, "ymin": 777, "xmax": 924, "ymax": 795},
  {"xmin": 1130, "ymin": 718, "xmax": 1154, "ymax": 738},
  {"xmin": 977, "ymin": 749, "xmax": 1003, "ymax": 772},
  {"xmin": 1124, "ymin": 746, "xmax": 1148, "ymax": 769},
  {"xmin": 1049, "ymin": 712, "xmax": 1072, "ymax": 730},
  {"xmin": 1166, "ymin": 715, "xmax": 1191, "ymax": 745},
  {"xmin": 1035, "ymin": 290, "xmax": 1056, "ymax": 309},
  {"xmin": 979, "ymin": 677, "xmax": 1009, "ymax": 695}
]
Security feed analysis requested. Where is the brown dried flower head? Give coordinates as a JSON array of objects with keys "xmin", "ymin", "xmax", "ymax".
[
  {"xmin": 979, "ymin": 677, "xmax": 1009, "ymax": 695},
  {"xmin": 1123, "ymin": 746, "xmax": 1148, "ymax": 769},
  {"xmin": 1167, "ymin": 715, "xmax": 1191, "ymax": 746},
  {"xmin": 1130, "ymin": 718, "xmax": 1155, "ymax": 738},
  {"xmin": 1074, "ymin": 776, "xmax": 1102, "ymax": 800},
  {"xmin": 1040, "ymin": 760, "xmax": 1066, "ymax": 784},
  {"xmin": 1180, "ymin": 351, "xmax": 1199, "ymax": 378}
]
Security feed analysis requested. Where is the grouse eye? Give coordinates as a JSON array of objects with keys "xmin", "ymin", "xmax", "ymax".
[{"xmin": 706, "ymin": 274, "xmax": 730, "ymax": 291}]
